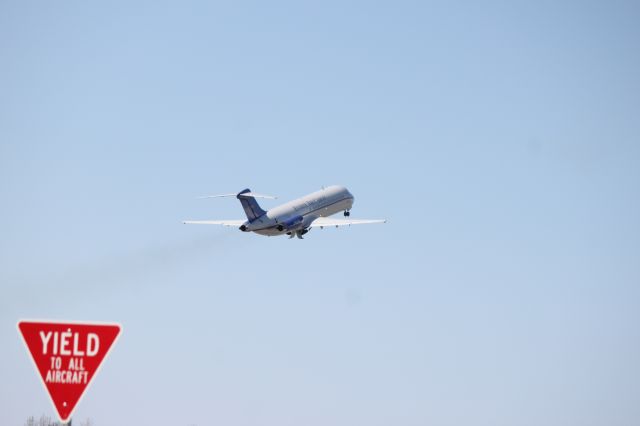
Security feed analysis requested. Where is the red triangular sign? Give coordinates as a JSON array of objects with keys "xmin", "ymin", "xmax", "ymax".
[{"xmin": 18, "ymin": 320, "xmax": 121, "ymax": 423}]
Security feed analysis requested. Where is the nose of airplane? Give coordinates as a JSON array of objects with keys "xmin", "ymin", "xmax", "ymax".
[{"xmin": 347, "ymin": 189, "xmax": 354, "ymax": 200}]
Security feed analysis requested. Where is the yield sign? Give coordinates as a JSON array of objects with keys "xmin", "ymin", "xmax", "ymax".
[{"xmin": 18, "ymin": 320, "xmax": 121, "ymax": 423}]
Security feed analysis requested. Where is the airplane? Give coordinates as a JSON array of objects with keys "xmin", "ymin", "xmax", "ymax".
[{"xmin": 183, "ymin": 185, "xmax": 386, "ymax": 239}]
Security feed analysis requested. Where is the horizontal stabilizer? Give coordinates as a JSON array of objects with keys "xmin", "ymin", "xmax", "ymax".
[
  {"xmin": 197, "ymin": 192, "xmax": 277, "ymax": 200},
  {"xmin": 183, "ymin": 220, "xmax": 245, "ymax": 226},
  {"xmin": 238, "ymin": 192, "xmax": 277, "ymax": 199},
  {"xmin": 196, "ymin": 194, "xmax": 237, "ymax": 199},
  {"xmin": 309, "ymin": 218, "xmax": 387, "ymax": 228}
]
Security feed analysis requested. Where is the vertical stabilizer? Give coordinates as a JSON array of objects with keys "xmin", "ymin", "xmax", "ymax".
[{"xmin": 237, "ymin": 188, "xmax": 267, "ymax": 221}]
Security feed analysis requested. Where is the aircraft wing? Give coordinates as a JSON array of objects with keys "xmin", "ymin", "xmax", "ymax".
[
  {"xmin": 183, "ymin": 220, "xmax": 245, "ymax": 227},
  {"xmin": 309, "ymin": 217, "xmax": 386, "ymax": 228}
]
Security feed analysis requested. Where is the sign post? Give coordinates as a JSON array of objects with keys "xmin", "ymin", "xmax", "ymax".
[{"xmin": 17, "ymin": 320, "xmax": 121, "ymax": 424}]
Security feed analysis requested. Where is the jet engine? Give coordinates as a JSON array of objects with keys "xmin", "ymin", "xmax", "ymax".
[{"xmin": 277, "ymin": 215, "xmax": 304, "ymax": 232}]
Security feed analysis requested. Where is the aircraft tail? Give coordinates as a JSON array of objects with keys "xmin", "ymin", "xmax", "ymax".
[{"xmin": 237, "ymin": 188, "xmax": 267, "ymax": 221}]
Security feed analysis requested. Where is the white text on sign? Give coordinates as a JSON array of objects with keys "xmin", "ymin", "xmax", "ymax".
[{"xmin": 40, "ymin": 329, "xmax": 100, "ymax": 356}]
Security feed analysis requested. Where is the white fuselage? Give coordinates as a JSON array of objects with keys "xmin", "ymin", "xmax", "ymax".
[{"xmin": 242, "ymin": 185, "xmax": 354, "ymax": 236}]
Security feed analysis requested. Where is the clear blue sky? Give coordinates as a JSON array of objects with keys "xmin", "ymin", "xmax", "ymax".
[{"xmin": 2, "ymin": 1, "xmax": 639, "ymax": 425}]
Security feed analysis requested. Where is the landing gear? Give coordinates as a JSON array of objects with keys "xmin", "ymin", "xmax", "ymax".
[
  {"xmin": 289, "ymin": 229, "xmax": 309, "ymax": 239},
  {"xmin": 344, "ymin": 210, "xmax": 350, "ymax": 217}
]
